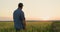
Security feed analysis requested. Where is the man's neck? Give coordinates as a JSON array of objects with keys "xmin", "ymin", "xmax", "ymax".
[{"xmin": 18, "ymin": 8, "xmax": 22, "ymax": 10}]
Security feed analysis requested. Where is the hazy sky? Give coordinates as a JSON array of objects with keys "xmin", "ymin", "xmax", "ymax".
[{"xmin": 0, "ymin": 0, "xmax": 60, "ymax": 20}]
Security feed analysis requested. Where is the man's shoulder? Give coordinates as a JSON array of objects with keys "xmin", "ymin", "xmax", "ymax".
[
  {"xmin": 13, "ymin": 9, "xmax": 18, "ymax": 14},
  {"xmin": 14, "ymin": 8, "xmax": 24, "ymax": 14},
  {"xmin": 14, "ymin": 9, "xmax": 19, "ymax": 12},
  {"xmin": 14, "ymin": 9, "xmax": 18, "ymax": 12}
]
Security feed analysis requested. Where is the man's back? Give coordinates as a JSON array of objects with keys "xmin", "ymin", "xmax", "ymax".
[
  {"xmin": 13, "ymin": 8, "xmax": 25, "ymax": 29},
  {"xmin": 13, "ymin": 3, "xmax": 26, "ymax": 32}
]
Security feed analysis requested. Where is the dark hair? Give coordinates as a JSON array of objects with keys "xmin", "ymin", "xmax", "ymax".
[{"xmin": 18, "ymin": 3, "xmax": 23, "ymax": 8}]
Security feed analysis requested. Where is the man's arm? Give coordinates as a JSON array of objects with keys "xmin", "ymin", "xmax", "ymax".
[
  {"xmin": 22, "ymin": 13, "xmax": 26, "ymax": 29},
  {"xmin": 20, "ymin": 12, "xmax": 26, "ymax": 27},
  {"xmin": 23, "ymin": 15, "xmax": 26, "ymax": 27}
]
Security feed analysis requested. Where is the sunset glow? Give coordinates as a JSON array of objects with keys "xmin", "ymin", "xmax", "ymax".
[
  {"xmin": 0, "ymin": 0, "xmax": 60, "ymax": 21},
  {"xmin": 41, "ymin": 16, "xmax": 50, "ymax": 20}
]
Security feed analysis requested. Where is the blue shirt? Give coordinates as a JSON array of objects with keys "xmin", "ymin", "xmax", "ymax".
[{"xmin": 13, "ymin": 8, "xmax": 25, "ymax": 29}]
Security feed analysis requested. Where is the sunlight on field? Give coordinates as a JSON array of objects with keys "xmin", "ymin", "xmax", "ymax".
[
  {"xmin": 0, "ymin": 21, "xmax": 60, "ymax": 32},
  {"xmin": 0, "ymin": 21, "xmax": 53, "ymax": 32}
]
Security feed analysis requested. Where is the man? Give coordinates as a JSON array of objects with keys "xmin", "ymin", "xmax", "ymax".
[{"xmin": 13, "ymin": 3, "xmax": 26, "ymax": 32}]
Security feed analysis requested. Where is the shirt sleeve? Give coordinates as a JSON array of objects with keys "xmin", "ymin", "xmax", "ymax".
[{"xmin": 20, "ymin": 12, "xmax": 25, "ymax": 20}]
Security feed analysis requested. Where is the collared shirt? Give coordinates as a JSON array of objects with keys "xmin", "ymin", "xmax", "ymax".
[{"xmin": 13, "ymin": 8, "xmax": 25, "ymax": 29}]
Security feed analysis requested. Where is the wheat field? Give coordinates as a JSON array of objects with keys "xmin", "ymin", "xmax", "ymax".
[{"xmin": 0, "ymin": 21, "xmax": 60, "ymax": 32}]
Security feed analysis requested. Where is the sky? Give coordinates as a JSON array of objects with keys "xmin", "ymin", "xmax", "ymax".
[{"xmin": 0, "ymin": 0, "xmax": 60, "ymax": 20}]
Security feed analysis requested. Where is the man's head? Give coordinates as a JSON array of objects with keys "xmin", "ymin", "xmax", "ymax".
[{"xmin": 18, "ymin": 3, "xmax": 23, "ymax": 9}]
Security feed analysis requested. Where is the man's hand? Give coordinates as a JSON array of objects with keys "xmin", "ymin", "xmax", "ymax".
[
  {"xmin": 23, "ymin": 20, "xmax": 26, "ymax": 29},
  {"xmin": 23, "ymin": 20, "xmax": 26, "ymax": 26}
]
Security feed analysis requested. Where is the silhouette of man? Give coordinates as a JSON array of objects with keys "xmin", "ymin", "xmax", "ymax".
[{"xmin": 13, "ymin": 3, "xmax": 26, "ymax": 32}]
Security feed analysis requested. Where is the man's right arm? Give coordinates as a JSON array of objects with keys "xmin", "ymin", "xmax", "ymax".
[{"xmin": 20, "ymin": 12, "xmax": 26, "ymax": 26}]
